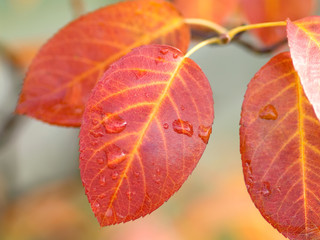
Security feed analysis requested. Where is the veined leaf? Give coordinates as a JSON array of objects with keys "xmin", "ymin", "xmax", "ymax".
[
  {"xmin": 16, "ymin": 0, "xmax": 190, "ymax": 126},
  {"xmin": 240, "ymin": 52, "xmax": 320, "ymax": 239},
  {"xmin": 240, "ymin": 0, "xmax": 316, "ymax": 46},
  {"xmin": 79, "ymin": 44, "xmax": 214, "ymax": 226},
  {"xmin": 287, "ymin": 16, "xmax": 320, "ymax": 122}
]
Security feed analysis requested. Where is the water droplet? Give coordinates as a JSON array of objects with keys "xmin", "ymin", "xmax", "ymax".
[
  {"xmin": 259, "ymin": 104, "xmax": 278, "ymax": 120},
  {"xmin": 106, "ymin": 208, "xmax": 113, "ymax": 217},
  {"xmin": 106, "ymin": 144, "xmax": 127, "ymax": 169},
  {"xmin": 134, "ymin": 69, "xmax": 147, "ymax": 79},
  {"xmin": 155, "ymin": 56, "xmax": 164, "ymax": 65},
  {"xmin": 180, "ymin": 105, "xmax": 185, "ymax": 111},
  {"xmin": 127, "ymin": 191, "xmax": 135, "ymax": 200},
  {"xmin": 91, "ymin": 140, "xmax": 98, "ymax": 147},
  {"xmin": 153, "ymin": 174, "xmax": 161, "ymax": 184},
  {"xmin": 156, "ymin": 168, "xmax": 161, "ymax": 175},
  {"xmin": 173, "ymin": 53, "xmax": 179, "ymax": 59},
  {"xmin": 145, "ymin": 92, "xmax": 150, "ymax": 98},
  {"xmin": 97, "ymin": 158, "xmax": 104, "ymax": 164},
  {"xmin": 134, "ymin": 172, "xmax": 140, "ymax": 177},
  {"xmin": 103, "ymin": 113, "xmax": 127, "ymax": 134},
  {"xmin": 198, "ymin": 125, "xmax": 212, "ymax": 144},
  {"xmin": 99, "ymin": 175, "xmax": 106, "ymax": 186},
  {"xmin": 172, "ymin": 119, "xmax": 193, "ymax": 137},
  {"xmin": 111, "ymin": 171, "xmax": 119, "ymax": 180},
  {"xmin": 99, "ymin": 193, "xmax": 106, "ymax": 199},
  {"xmin": 90, "ymin": 130, "xmax": 104, "ymax": 138},
  {"xmin": 160, "ymin": 48, "xmax": 169, "ymax": 55},
  {"xmin": 163, "ymin": 123, "xmax": 169, "ymax": 129},
  {"xmin": 94, "ymin": 202, "xmax": 100, "ymax": 208},
  {"xmin": 261, "ymin": 182, "xmax": 271, "ymax": 197},
  {"xmin": 74, "ymin": 107, "xmax": 83, "ymax": 114}
]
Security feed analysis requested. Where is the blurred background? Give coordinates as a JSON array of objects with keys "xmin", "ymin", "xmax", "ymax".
[{"xmin": 0, "ymin": 0, "xmax": 317, "ymax": 239}]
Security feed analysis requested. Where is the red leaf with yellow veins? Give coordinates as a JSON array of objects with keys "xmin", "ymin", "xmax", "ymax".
[
  {"xmin": 287, "ymin": 16, "xmax": 320, "ymax": 122},
  {"xmin": 240, "ymin": 0, "xmax": 316, "ymax": 46},
  {"xmin": 16, "ymin": 0, "xmax": 190, "ymax": 126},
  {"xmin": 79, "ymin": 44, "xmax": 214, "ymax": 226},
  {"xmin": 240, "ymin": 52, "xmax": 320, "ymax": 239}
]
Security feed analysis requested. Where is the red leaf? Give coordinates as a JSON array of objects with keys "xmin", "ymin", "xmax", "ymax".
[
  {"xmin": 16, "ymin": 0, "xmax": 190, "ymax": 126},
  {"xmin": 79, "ymin": 44, "xmax": 214, "ymax": 226},
  {"xmin": 173, "ymin": 0, "xmax": 239, "ymax": 25},
  {"xmin": 287, "ymin": 16, "xmax": 320, "ymax": 122},
  {"xmin": 240, "ymin": 52, "xmax": 320, "ymax": 239},
  {"xmin": 240, "ymin": 0, "xmax": 316, "ymax": 46}
]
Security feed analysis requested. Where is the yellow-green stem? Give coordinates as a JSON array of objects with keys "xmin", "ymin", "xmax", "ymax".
[
  {"xmin": 184, "ymin": 20, "xmax": 287, "ymax": 58},
  {"xmin": 184, "ymin": 18, "xmax": 227, "ymax": 35}
]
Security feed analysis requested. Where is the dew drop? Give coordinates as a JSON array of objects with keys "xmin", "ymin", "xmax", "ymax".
[
  {"xmin": 163, "ymin": 123, "xmax": 169, "ymax": 129},
  {"xmin": 134, "ymin": 69, "xmax": 147, "ymax": 79},
  {"xmin": 145, "ymin": 92, "xmax": 150, "ymax": 98},
  {"xmin": 155, "ymin": 56, "xmax": 164, "ymax": 65},
  {"xmin": 153, "ymin": 174, "xmax": 161, "ymax": 184},
  {"xmin": 111, "ymin": 171, "xmax": 119, "ymax": 180},
  {"xmin": 106, "ymin": 144, "xmax": 127, "ymax": 169},
  {"xmin": 172, "ymin": 119, "xmax": 193, "ymax": 137},
  {"xmin": 180, "ymin": 105, "xmax": 185, "ymax": 111},
  {"xmin": 103, "ymin": 113, "xmax": 127, "ymax": 134},
  {"xmin": 156, "ymin": 168, "xmax": 161, "ymax": 175},
  {"xmin": 134, "ymin": 171, "xmax": 140, "ymax": 177},
  {"xmin": 74, "ymin": 107, "xmax": 83, "ymax": 114},
  {"xmin": 160, "ymin": 48, "xmax": 169, "ymax": 55},
  {"xmin": 99, "ymin": 175, "xmax": 106, "ymax": 186},
  {"xmin": 99, "ymin": 193, "xmax": 106, "ymax": 199},
  {"xmin": 261, "ymin": 182, "xmax": 271, "ymax": 197},
  {"xmin": 259, "ymin": 104, "xmax": 278, "ymax": 120},
  {"xmin": 90, "ymin": 130, "xmax": 104, "ymax": 138},
  {"xmin": 198, "ymin": 125, "xmax": 212, "ymax": 144},
  {"xmin": 173, "ymin": 53, "xmax": 179, "ymax": 59},
  {"xmin": 126, "ymin": 191, "xmax": 135, "ymax": 200},
  {"xmin": 106, "ymin": 208, "xmax": 113, "ymax": 217},
  {"xmin": 94, "ymin": 202, "xmax": 100, "ymax": 208},
  {"xmin": 97, "ymin": 158, "xmax": 104, "ymax": 165}
]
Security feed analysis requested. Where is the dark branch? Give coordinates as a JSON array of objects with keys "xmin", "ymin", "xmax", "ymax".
[
  {"xmin": 234, "ymin": 38, "xmax": 288, "ymax": 55},
  {"xmin": 70, "ymin": 0, "xmax": 85, "ymax": 18}
]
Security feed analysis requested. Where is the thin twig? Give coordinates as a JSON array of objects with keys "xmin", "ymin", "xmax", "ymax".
[{"xmin": 234, "ymin": 38, "xmax": 288, "ymax": 54}]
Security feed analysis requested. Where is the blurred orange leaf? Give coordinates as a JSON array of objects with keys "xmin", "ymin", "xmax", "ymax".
[
  {"xmin": 79, "ymin": 44, "xmax": 214, "ymax": 226},
  {"xmin": 240, "ymin": 52, "xmax": 320, "ymax": 239},
  {"xmin": 240, "ymin": 0, "xmax": 316, "ymax": 46},
  {"xmin": 16, "ymin": 0, "xmax": 190, "ymax": 126},
  {"xmin": 173, "ymin": 0, "xmax": 239, "ymax": 25},
  {"xmin": 287, "ymin": 16, "xmax": 320, "ymax": 122}
]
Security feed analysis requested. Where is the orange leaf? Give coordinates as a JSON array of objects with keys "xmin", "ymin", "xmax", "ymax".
[
  {"xmin": 16, "ymin": 0, "xmax": 190, "ymax": 126},
  {"xmin": 287, "ymin": 16, "xmax": 320, "ymax": 122},
  {"xmin": 79, "ymin": 44, "xmax": 214, "ymax": 226},
  {"xmin": 240, "ymin": 52, "xmax": 320, "ymax": 239},
  {"xmin": 173, "ymin": 0, "xmax": 239, "ymax": 25},
  {"xmin": 240, "ymin": 0, "xmax": 316, "ymax": 46}
]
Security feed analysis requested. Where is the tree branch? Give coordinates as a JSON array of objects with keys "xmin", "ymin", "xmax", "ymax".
[{"xmin": 69, "ymin": 0, "xmax": 85, "ymax": 18}]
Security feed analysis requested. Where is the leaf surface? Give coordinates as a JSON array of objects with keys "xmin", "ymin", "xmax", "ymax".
[
  {"xmin": 240, "ymin": 52, "xmax": 320, "ymax": 239},
  {"xmin": 240, "ymin": 0, "xmax": 316, "ymax": 46},
  {"xmin": 16, "ymin": 0, "xmax": 190, "ymax": 126},
  {"xmin": 79, "ymin": 44, "xmax": 214, "ymax": 226},
  {"xmin": 287, "ymin": 16, "xmax": 320, "ymax": 122}
]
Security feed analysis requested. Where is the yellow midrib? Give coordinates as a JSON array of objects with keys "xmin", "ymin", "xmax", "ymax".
[
  {"xmin": 103, "ymin": 56, "xmax": 186, "ymax": 225},
  {"xmin": 296, "ymin": 73, "xmax": 308, "ymax": 230}
]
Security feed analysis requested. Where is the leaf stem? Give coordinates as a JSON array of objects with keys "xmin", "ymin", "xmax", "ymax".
[
  {"xmin": 184, "ymin": 37, "xmax": 221, "ymax": 58},
  {"xmin": 184, "ymin": 20, "xmax": 288, "ymax": 58},
  {"xmin": 227, "ymin": 21, "xmax": 287, "ymax": 40},
  {"xmin": 184, "ymin": 18, "xmax": 227, "ymax": 35}
]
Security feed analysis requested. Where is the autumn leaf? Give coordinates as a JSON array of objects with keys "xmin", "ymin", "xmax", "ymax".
[
  {"xmin": 173, "ymin": 0, "xmax": 239, "ymax": 25},
  {"xmin": 240, "ymin": 52, "xmax": 320, "ymax": 239},
  {"xmin": 240, "ymin": 0, "xmax": 316, "ymax": 46},
  {"xmin": 287, "ymin": 16, "xmax": 320, "ymax": 123},
  {"xmin": 79, "ymin": 44, "xmax": 214, "ymax": 226},
  {"xmin": 16, "ymin": 0, "xmax": 190, "ymax": 126}
]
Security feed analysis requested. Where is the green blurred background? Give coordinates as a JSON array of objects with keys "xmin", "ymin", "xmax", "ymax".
[{"xmin": 0, "ymin": 0, "xmax": 315, "ymax": 239}]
